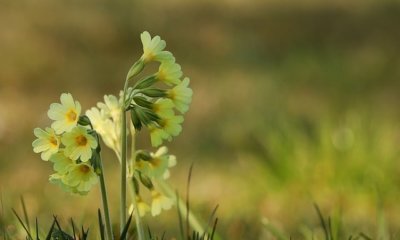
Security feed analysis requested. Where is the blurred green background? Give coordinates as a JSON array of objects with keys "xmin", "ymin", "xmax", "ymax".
[{"xmin": 1, "ymin": 0, "xmax": 400, "ymax": 238}]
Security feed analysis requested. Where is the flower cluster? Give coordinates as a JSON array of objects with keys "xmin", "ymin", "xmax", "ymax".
[
  {"xmin": 130, "ymin": 146, "xmax": 176, "ymax": 216},
  {"xmin": 127, "ymin": 31, "xmax": 193, "ymax": 147},
  {"xmin": 32, "ymin": 31, "xmax": 193, "ymax": 222},
  {"xmin": 86, "ymin": 94, "xmax": 122, "ymax": 158},
  {"xmin": 33, "ymin": 93, "xmax": 100, "ymax": 195},
  {"xmin": 124, "ymin": 32, "xmax": 192, "ymax": 216}
]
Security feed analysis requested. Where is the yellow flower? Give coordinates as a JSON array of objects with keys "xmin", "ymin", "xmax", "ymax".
[
  {"xmin": 148, "ymin": 124, "xmax": 170, "ymax": 147},
  {"xmin": 159, "ymin": 113, "xmax": 184, "ymax": 137},
  {"xmin": 61, "ymin": 126, "xmax": 98, "ymax": 162},
  {"xmin": 151, "ymin": 190, "xmax": 173, "ymax": 216},
  {"xmin": 32, "ymin": 127, "xmax": 60, "ymax": 161},
  {"xmin": 156, "ymin": 61, "xmax": 182, "ymax": 86},
  {"xmin": 167, "ymin": 77, "xmax": 193, "ymax": 114},
  {"xmin": 86, "ymin": 107, "xmax": 120, "ymax": 154},
  {"xmin": 137, "ymin": 146, "xmax": 176, "ymax": 179},
  {"xmin": 49, "ymin": 151, "xmax": 74, "ymax": 174},
  {"xmin": 48, "ymin": 93, "xmax": 81, "ymax": 134},
  {"xmin": 129, "ymin": 196, "xmax": 151, "ymax": 217},
  {"xmin": 152, "ymin": 99, "xmax": 174, "ymax": 117},
  {"xmin": 63, "ymin": 163, "xmax": 98, "ymax": 193},
  {"xmin": 140, "ymin": 31, "xmax": 174, "ymax": 64},
  {"xmin": 97, "ymin": 94, "xmax": 121, "ymax": 123}
]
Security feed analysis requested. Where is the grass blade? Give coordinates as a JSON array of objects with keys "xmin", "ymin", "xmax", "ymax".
[
  {"xmin": 119, "ymin": 213, "xmax": 133, "ymax": 240},
  {"xmin": 36, "ymin": 218, "xmax": 39, "ymax": 240},
  {"xmin": 313, "ymin": 203, "xmax": 329, "ymax": 240},
  {"xmin": 12, "ymin": 208, "xmax": 33, "ymax": 240},
  {"xmin": 45, "ymin": 219, "xmax": 56, "ymax": 240},
  {"xmin": 186, "ymin": 163, "xmax": 194, "ymax": 239},
  {"xmin": 209, "ymin": 218, "xmax": 218, "ymax": 240},
  {"xmin": 20, "ymin": 196, "xmax": 31, "ymax": 235},
  {"xmin": 202, "ymin": 205, "xmax": 219, "ymax": 239},
  {"xmin": 176, "ymin": 191, "xmax": 185, "ymax": 240}
]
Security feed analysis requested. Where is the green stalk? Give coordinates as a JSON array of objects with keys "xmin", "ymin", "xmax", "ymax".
[
  {"xmin": 120, "ymin": 77, "xmax": 129, "ymax": 234},
  {"xmin": 157, "ymin": 180, "xmax": 205, "ymax": 234},
  {"xmin": 129, "ymin": 182, "xmax": 145, "ymax": 240},
  {"xmin": 98, "ymin": 154, "xmax": 114, "ymax": 240},
  {"xmin": 129, "ymin": 124, "xmax": 146, "ymax": 240}
]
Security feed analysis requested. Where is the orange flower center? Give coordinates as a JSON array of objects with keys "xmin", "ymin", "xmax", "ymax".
[
  {"xmin": 79, "ymin": 164, "xmax": 90, "ymax": 173},
  {"xmin": 150, "ymin": 158, "xmax": 161, "ymax": 168},
  {"xmin": 49, "ymin": 136, "xmax": 58, "ymax": 146},
  {"xmin": 76, "ymin": 135, "xmax": 87, "ymax": 146},
  {"xmin": 66, "ymin": 109, "xmax": 77, "ymax": 122}
]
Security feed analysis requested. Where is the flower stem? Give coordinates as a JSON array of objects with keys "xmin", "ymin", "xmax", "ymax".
[
  {"xmin": 129, "ymin": 182, "xmax": 145, "ymax": 240},
  {"xmin": 157, "ymin": 180, "xmax": 205, "ymax": 234},
  {"xmin": 98, "ymin": 155, "xmax": 114, "ymax": 240},
  {"xmin": 128, "ymin": 124, "xmax": 145, "ymax": 240},
  {"xmin": 120, "ymin": 78, "xmax": 129, "ymax": 234}
]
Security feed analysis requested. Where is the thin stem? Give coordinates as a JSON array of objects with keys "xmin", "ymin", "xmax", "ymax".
[
  {"xmin": 128, "ymin": 124, "xmax": 146, "ymax": 240},
  {"xmin": 129, "ymin": 182, "xmax": 145, "ymax": 240},
  {"xmin": 98, "ymin": 154, "xmax": 114, "ymax": 240},
  {"xmin": 157, "ymin": 180, "xmax": 205, "ymax": 234},
  {"xmin": 120, "ymin": 78, "xmax": 129, "ymax": 234}
]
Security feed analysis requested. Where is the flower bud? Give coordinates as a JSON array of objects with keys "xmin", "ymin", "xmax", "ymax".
[
  {"xmin": 134, "ymin": 75, "xmax": 157, "ymax": 90},
  {"xmin": 139, "ymin": 88, "xmax": 167, "ymax": 98},
  {"xmin": 127, "ymin": 60, "xmax": 145, "ymax": 80},
  {"xmin": 78, "ymin": 115, "xmax": 92, "ymax": 126}
]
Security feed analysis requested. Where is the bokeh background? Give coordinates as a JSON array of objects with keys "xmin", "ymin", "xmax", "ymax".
[{"xmin": 1, "ymin": 0, "xmax": 400, "ymax": 239}]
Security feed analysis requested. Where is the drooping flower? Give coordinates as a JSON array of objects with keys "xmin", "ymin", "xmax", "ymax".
[
  {"xmin": 63, "ymin": 163, "xmax": 98, "ymax": 193},
  {"xmin": 140, "ymin": 31, "xmax": 174, "ymax": 64},
  {"xmin": 148, "ymin": 124, "xmax": 170, "ymax": 147},
  {"xmin": 129, "ymin": 196, "xmax": 151, "ymax": 217},
  {"xmin": 151, "ymin": 190, "xmax": 173, "ymax": 216},
  {"xmin": 61, "ymin": 126, "xmax": 98, "ymax": 162},
  {"xmin": 97, "ymin": 94, "xmax": 121, "ymax": 123},
  {"xmin": 166, "ymin": 77, "xmax": 193, "ymax": 114},
  {"xmin": 159, "ymin": 113, "xmax": 184, "ymax": 137},
  {"xmin": 137, "ymin": 146, "xmax": 176, "ymax": 179},
  {"xmin": 156, "ymin": 61, "xmax": 182, "ymax": 86},
  {"xmin": 152, "ymin": 98, "xmax": 174, "ymax": 117},
  {"xmin": 49, "ymin": 173, "xmax": 78, "ymax": 194},
  {"xmin": 86, "ymin": 107, "xmax": 120, "ymax": 154},
  {"xmin": 48, "ymin": 93, "xmax": 81, "ymax": 134},
  {"xmin": 32, "ymin": 127, "xmax": 60, "ymax": 161},
  {"xmin": 49, "ymin": 151, "xmax": 74, "ymax": 174}
]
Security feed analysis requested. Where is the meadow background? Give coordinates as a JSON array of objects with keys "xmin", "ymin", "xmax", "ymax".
[{"xmin": 1, "ymin": 0, "xmax": 400, "ymax": 239}]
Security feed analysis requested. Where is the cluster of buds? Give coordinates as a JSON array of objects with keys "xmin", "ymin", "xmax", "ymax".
[{"xmin": 32, "ymin": 93, "xmax": 100, "ymax": 195}]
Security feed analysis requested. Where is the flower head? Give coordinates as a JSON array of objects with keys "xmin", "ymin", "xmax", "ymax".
[
  {"xmin": 63, "ymin": 163, "xmax": 98, "ymax": 194},
  {"xmin": 97, "ymin": 94, "xmax": 121, "ymax": 123},
  {"xmin": 151, "ymin": 190, "xmax": 173, "ymax": 216},
  {"xmin": 156, "ymin": 61, "xmax": 182, "ymax": 86},
  {"xmin": 32, "ymin": 127, "xmax": 60, "ymax": 161},
  {"xmin": 140, "ymin": 31, "xmax": 174, "ymax": 64},
  {"xmin": 129, "ymin": 196, "xmax": 151, "ymax": 217},
  {"xmin": 137, "ymin": 146, "xmax": 176, "ymax": 179},
  {"xmin": 167, "ymin": 77, "xmax": 193, "ymax": 114},
  {"xmin": 159, "ymin": 114, "xmax": 184, "ymax": 137},
  {"xmin": 148, "ymin": 124, "xmax": 170, "ymax": 147},
  {"xmin": 49, "ymin": 151, "xmax": 74, "ymax": 174},
  {"xmin": 86, "ymin": 107, "xmax": 120, "ymax": 154},
  {"xmin": 61, "ymin": 126, "xmax": 98, "ymax": 162},
  {"xmin": 152, "ymin": 99, "xmax": 174, "ymax": 117},
  {"xmin": 48, "ymin": 93, "xmax": 81, "ymax": 134}
]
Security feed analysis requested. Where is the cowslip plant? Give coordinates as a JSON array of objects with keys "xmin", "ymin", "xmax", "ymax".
[{"xmin": 32, "ymin": 31, "xmax": 193, "ymax": 240}]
